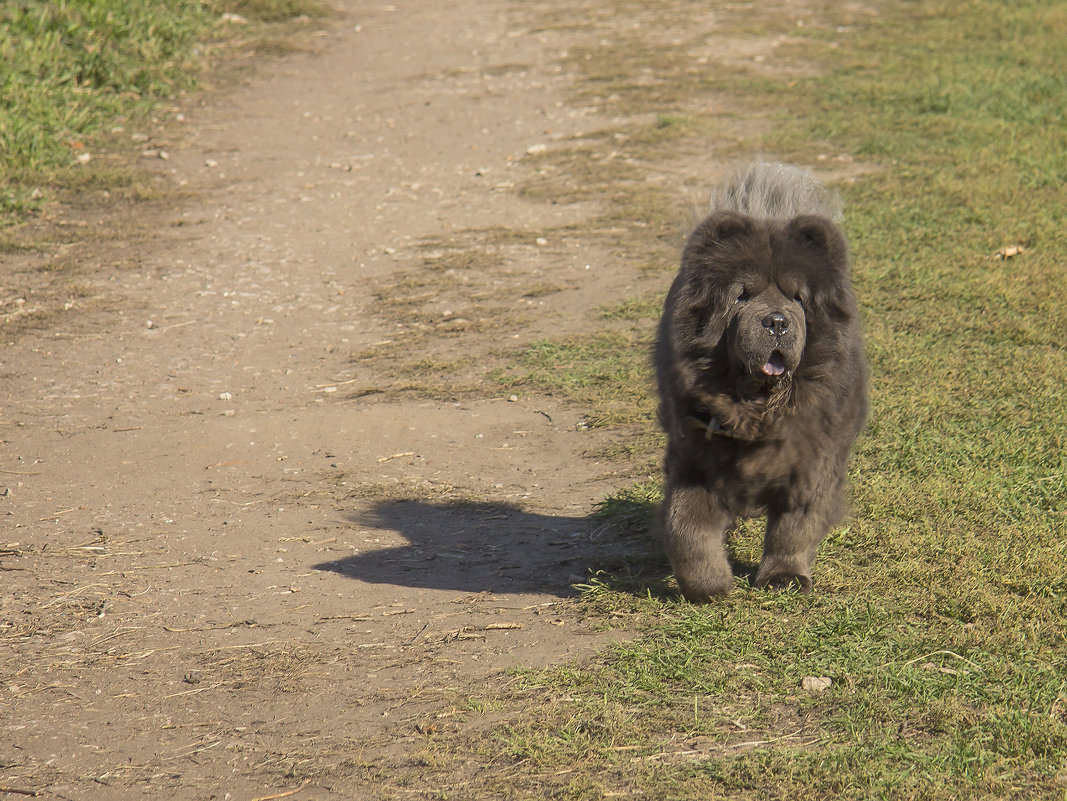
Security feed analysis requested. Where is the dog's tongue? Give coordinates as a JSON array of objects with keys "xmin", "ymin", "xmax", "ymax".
[{"xmin": 761, "ymin": 352, "xmax": 787, "ymax": 376}]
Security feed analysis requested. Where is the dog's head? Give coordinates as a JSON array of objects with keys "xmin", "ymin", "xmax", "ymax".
[{"xmin": 671, "ymin": 210, "xmax": 852, "ymax": 396}]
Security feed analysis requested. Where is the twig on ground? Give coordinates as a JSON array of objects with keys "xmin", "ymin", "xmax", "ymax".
[
  {"xmin": 249, "ymin": 780, "xmax": 312, "ymax": 801},
  {"xmin": 902, "ymin": 650, "xmax": 982, "ymax": 670}
]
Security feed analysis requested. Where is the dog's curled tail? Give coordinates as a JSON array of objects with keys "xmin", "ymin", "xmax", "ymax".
[{"xmin": 711, "ymin": 162, "xmax": 843, "ymax": 224}]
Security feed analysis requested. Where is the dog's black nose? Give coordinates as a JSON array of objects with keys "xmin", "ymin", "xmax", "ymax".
[{"xmin": 762, "ymin": 312, "xmax": 789, "ymax": 336}]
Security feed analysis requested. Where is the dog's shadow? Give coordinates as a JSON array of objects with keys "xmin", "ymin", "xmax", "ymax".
[
  {"xmin": 313, "ymin": 499, "xmax": 657, "ymax": 597},
  {"xmin": 312, "ymin": 498, "xmax": 766, "ymax": 598}
]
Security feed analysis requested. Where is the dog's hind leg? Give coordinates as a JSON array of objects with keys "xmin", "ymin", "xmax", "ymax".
[{"xmin": 662, "ymin": 483, "xmax": 735, "ymax": 601}]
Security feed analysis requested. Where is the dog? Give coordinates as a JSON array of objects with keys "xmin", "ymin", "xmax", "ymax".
[{"xmin": 654, "ymin": 163, "xmax": 868, "ymax": 600}]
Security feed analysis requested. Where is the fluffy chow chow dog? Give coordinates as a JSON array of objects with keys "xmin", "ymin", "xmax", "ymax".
[{"xmin": 654, "ymin": 163, "xmax": 868, "ymax": 600}]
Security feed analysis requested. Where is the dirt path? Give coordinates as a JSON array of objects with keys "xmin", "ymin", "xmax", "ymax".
[
  {"xmin": 1, "ymin": 1, "xmax": 667, "ymax": 797},
  {"xmin": 0, "ymin": 0, "xmax": 831, "ymax": 793}
]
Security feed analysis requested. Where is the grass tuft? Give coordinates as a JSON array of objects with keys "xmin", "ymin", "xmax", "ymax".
[{"xmin": 0, "ymin": 0, "xmax": 331, "ymax": 222}]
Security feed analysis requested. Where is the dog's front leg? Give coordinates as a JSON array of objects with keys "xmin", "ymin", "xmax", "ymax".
[
  {"xmin": 662, "ymin": 482, "xmax": 735, "ymax": 601},
  {"xmin": 755, "ymin": 496, "xmax": 839, "ymax": 593}
]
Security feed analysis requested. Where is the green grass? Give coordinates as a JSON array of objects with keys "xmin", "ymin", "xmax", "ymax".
[
  {"xmin": 0, "ymin": 0, "xmax": 205, "ymax": 216},
  {"xmin": 453, "ymin": 1, "xmax": 1067, "ymax": 798},
  {"xmin": 0, "ymin": 0, "xmax": 329, "ymax": 222},
  {"xmin": 492, "ymin": 333, "xmax": 656, "ymax": 428},
  {"xmin": 489, "ymin": 591, "xmax": 1066, "ymax": 797}
]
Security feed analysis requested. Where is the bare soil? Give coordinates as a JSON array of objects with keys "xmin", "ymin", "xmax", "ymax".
[{"xmin": 0, "ymin": 1, "xmax": 822, "ymax": 797}]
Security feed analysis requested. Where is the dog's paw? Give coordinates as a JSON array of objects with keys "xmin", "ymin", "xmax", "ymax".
[
  {"xmin": 676, "ymin": 573, "xmax": 734, "ymax": 603},
  {"xmin": 755, "ymin": 572, "xmax": 812, "ymax": 594}
]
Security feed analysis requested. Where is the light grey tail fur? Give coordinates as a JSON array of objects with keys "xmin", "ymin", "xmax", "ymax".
[{"xmin": 711, "ymin": 162, "xmax": 843, "ymax": 223}]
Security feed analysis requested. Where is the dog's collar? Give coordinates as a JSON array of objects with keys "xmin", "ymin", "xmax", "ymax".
[{"xmin": 684, "ymin": 413, "xmax": 739, "ymax": 440}]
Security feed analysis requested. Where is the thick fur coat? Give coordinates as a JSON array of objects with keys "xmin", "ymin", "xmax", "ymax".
[{"xmin": 655, "ymin": 163, "xmax": 867, "ymax": 600}]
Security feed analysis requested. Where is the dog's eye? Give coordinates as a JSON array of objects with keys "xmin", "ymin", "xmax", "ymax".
[
  {"xmin": 793, "ymin": 292, "xmax": 804, "ymax": 306},
  {"xmin": 736, "ymin": 287, "xmax": 750, "ymax": 303}
]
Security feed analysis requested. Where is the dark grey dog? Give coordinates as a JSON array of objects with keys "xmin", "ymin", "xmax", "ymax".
[{"xmin": 655, "ymin": 163, "xmax": 868, "ymax": 600}]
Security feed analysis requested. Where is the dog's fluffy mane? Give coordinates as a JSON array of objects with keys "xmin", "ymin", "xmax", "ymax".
[{"xmin": 710, "ymin": 162, "xmax": 843, "ymax": 224}]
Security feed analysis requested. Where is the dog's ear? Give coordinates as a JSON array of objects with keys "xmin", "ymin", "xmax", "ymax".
[
  {"xmin": 687, "ymin": 211, "xmax": 755, "ymax": 259},
  {"xmin": 785, "ymin": 215, "xmax": 855, "ymax": 324},
  {"xmin": 707, "ymin": 210, "xmax": 755, "ymax": 244},
  {"xmin": 786, "ymin": 215, "xmax": 846, "ymax": 262},
  {"xmin": 674, "ymin": 212, "xmax": 755, "ymax": 348}
]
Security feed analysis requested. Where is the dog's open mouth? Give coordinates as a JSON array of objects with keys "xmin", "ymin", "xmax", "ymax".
[{"xmin": 761, "ymin": 351, "xmax": 787, "ymax": 377}]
